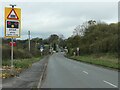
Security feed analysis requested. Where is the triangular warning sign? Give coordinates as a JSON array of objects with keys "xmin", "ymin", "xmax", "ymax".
[{"xmin": 7, "ymin": 9, "xmax": 19, "ymax": 20}]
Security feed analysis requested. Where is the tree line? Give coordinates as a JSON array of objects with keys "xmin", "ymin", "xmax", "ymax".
[
  {"xmin": 2, "ymin": 20, "xmax": 119, "ymax": 59},
  {"xmin": 63, "ymin": 20, "xmax": 118, "ymax": 55}
]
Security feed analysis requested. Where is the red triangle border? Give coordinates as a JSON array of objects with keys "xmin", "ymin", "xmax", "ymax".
[{"xmin": 7, "ymin": 9, "xmax": 19, "ymax": 20}]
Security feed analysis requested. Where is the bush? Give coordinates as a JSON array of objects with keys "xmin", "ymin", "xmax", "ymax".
[
  {"xmin": 2, "ymin": 46, "xmax": 32, "ymax": 60},
  {"xmin": 2, "ymin": 46, "xmax": 11, "ymax": 60},
  {"xmin": 14, "ymin": 49, "xmax": 32, "ymax": 59}
]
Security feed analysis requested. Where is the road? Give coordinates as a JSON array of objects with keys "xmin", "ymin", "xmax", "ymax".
[
  {"xmin": 42, "ymin": 53, "xmax": 118, "ymax": 88},
  {"xmin": 2, "ymin": 53, "xmax": 118, "ymax": 89}
]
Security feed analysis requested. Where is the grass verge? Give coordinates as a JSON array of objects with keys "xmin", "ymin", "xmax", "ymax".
[
  {"xmin": 1, "ymin": 57, "xmax": 43, "ymax": 78},
  {"xmin": 2, "ymin": 57, "xmax": 42, "ymax": 68},
  {"xmin": 68, "ymin": 54, "xmax": 119, "ymax": 70}
]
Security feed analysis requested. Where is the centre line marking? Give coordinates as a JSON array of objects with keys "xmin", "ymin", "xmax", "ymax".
[
  {"xmin": 103, "ymin": 80, "xmax": 117, "ymax": 88},
  {"xmin": 83, "ymin": 71, "xmax": 88, "ymax": 74}
]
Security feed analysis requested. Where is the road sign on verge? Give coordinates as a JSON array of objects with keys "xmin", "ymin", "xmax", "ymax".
[
  {"xmin": 40, "ymin": 47, "xmax": 44, "ymax": 52},
  {"xmin": 5, "ymin": 7, "xmax": 21, "ymax": 38}
]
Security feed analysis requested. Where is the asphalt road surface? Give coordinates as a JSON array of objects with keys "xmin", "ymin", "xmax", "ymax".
[{"xmin": 42, "ymin": 53, "xmax": 118, "ymax": 88}]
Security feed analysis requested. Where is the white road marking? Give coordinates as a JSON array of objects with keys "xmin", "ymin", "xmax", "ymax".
[
  {"xmin": 37, "ymin": 63, "xmax": 47, "ymax": 88},
  {"xmin": 37, "ymin": 73, "xmax": 43, "ymax": 88},
  {"xmin": 103, "ymin": 80, "xmax": 117, "ymax": 88},
  {"xmin": 83, "ymin": 71, "xmax": 88, "ymax": 74}
]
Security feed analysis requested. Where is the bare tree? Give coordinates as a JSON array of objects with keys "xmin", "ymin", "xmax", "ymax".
[{"xmin": 73, "ymin": 20, "xmax": 96, "ymax": 36}]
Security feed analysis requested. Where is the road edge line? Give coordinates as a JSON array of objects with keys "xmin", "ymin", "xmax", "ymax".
[
  {"xmin": 103, "ymin": 80, "xmax": 117, "ymax": 88},
  {"xmin": 37, "ymin": 63, "xmax": 47, "ymax": 88}
]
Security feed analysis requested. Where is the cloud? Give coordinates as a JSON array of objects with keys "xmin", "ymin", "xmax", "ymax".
[{"xmin": 1, "ymin": 2, "xmax": 118, "ymax": 39}]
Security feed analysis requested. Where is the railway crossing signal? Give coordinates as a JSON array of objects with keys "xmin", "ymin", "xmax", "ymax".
[{"xmin": 5, "ymin": 6, "xmax": 21, "ymax": 38}]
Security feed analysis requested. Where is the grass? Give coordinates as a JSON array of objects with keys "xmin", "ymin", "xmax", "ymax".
[
  {"xmin": 69, "ymin": 53, "xmax": 119, "ymax": 70},
  {"xmin": 1, "ymin": 57, "xmax": 43, "ymax": 78},
  {"xmin": 2, "ymin": 57, "xmax": 42, "ymax": 69},
  {"xmin": 2, "ymin": 43, "xmax": 44, "ymax": 78}
]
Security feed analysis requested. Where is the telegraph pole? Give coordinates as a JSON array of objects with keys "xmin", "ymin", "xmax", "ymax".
[{"xmin": 28, "ymin": 31, "xmax": 31, "ymax": 52}]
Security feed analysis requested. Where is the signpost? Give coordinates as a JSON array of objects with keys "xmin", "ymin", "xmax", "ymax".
[{"xmin": 4, "ymin": 5, "xmax": 21, "ymax": 73}]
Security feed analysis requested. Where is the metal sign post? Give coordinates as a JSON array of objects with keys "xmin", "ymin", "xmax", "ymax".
[
  {"xmin": 11, "ymin": 38, "xmax": 14, "ymax": 68},
  {"xmin": 10, "ymin": 5, "xmax": 16, "ymax": 75}
]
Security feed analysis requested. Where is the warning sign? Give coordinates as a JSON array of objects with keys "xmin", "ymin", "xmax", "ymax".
[
  {"xmin": 5, "ymin": 20, "xmax": 20, "ymax": 37},
  {"xmin": 7, "ymin": 9, "xmax": 19, "ymax": 20},
  {"xmin": 5, "ymin": 7, "xmax": 21, "ymax": 38}
]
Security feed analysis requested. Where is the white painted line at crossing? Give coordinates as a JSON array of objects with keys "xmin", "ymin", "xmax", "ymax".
[
  {"xmin": 103, "ymin": 80, "xmax": 117, "ymax": 88},
  {"xmin": 83, "ymin": 71, "xmax": 88, "ymax": 74}
]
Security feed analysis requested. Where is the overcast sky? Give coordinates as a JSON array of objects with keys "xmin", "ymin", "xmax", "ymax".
[{"xmin": 0, "ymin": 0, "xmax": 118, "ymax": 39}]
